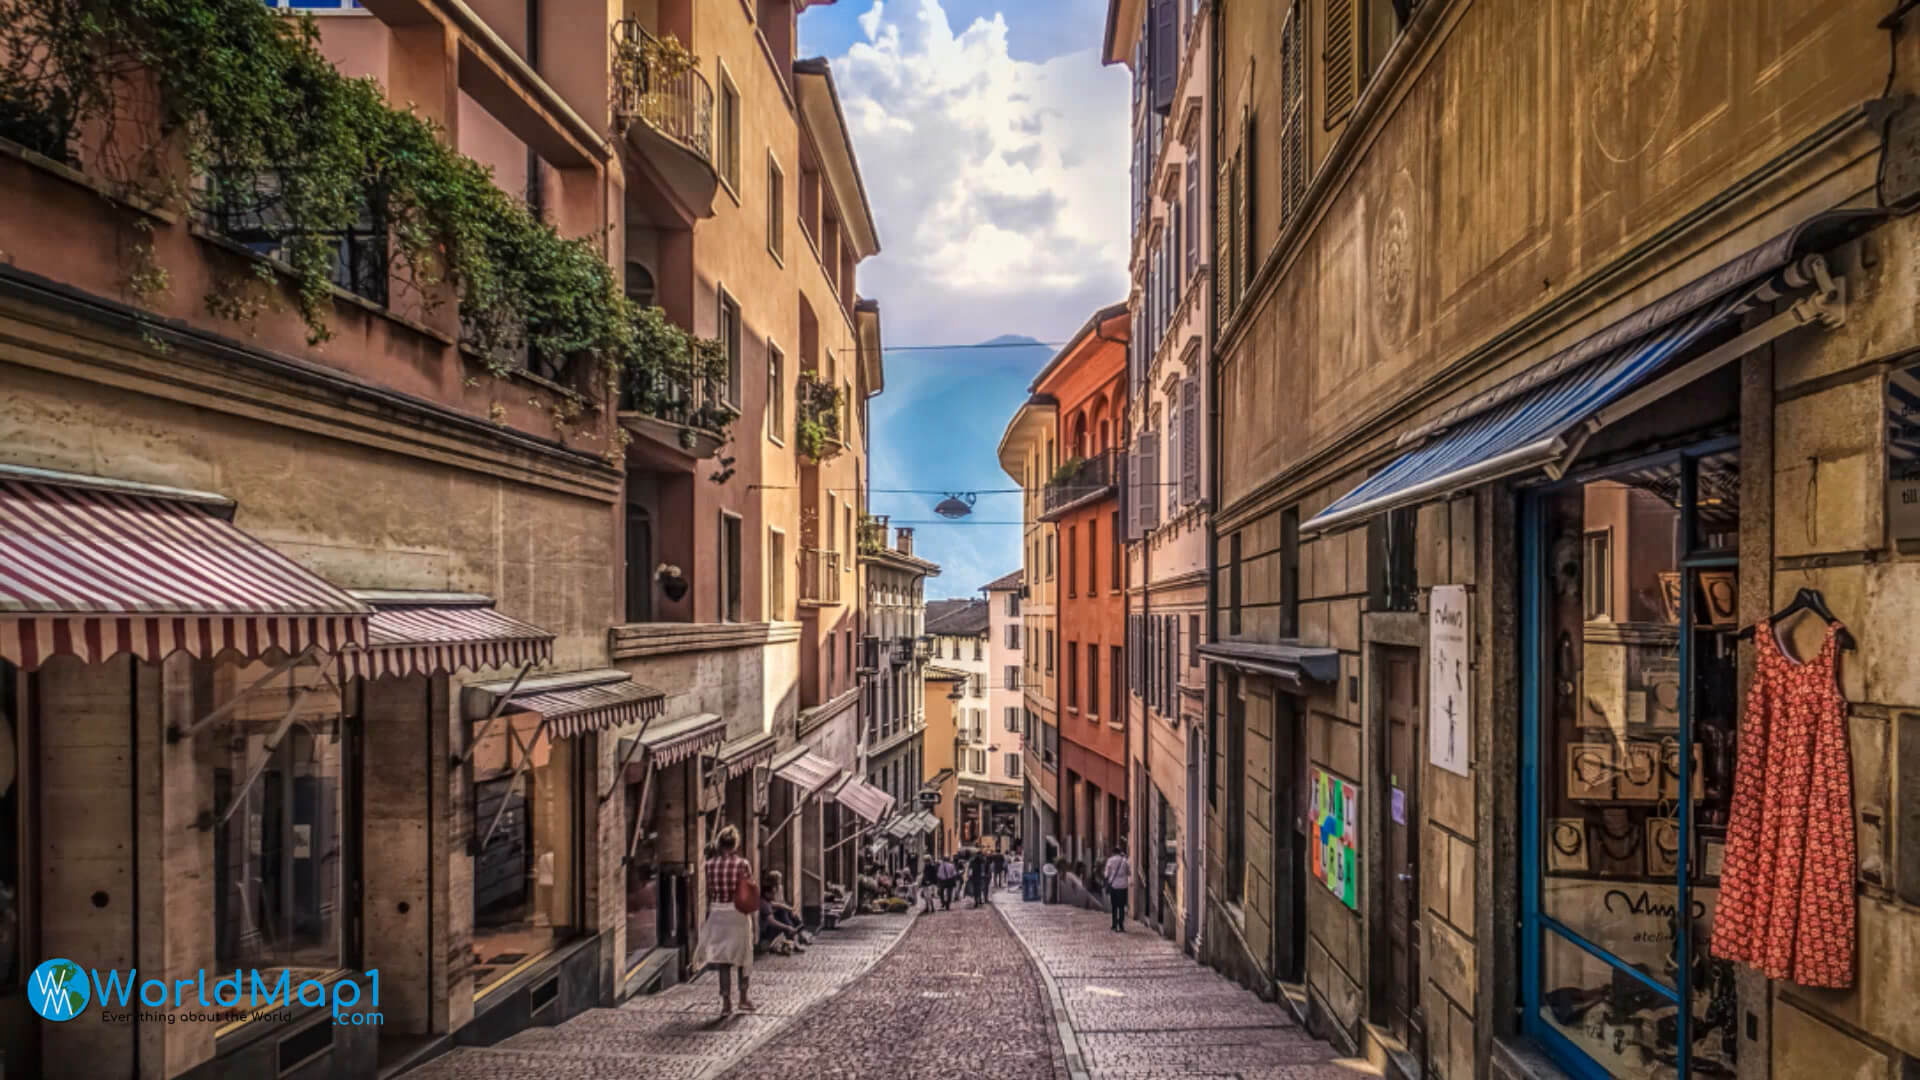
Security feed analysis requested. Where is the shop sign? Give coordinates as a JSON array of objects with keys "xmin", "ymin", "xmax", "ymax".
[
  {"xmin": 1889, "ymin": 363, "xmax": 1920, "ymax": 544},
  {"xmin": 1428, "ymin": 584, "xmax": 1471, "ymax": 777},
  {"xmin": 1310, "ymin": 768, "xmax": 1361, "ymax": 910}
]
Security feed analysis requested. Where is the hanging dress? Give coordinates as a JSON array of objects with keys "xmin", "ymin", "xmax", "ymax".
[{"xmin": 1710, "ymin": 619, "xmax": 1855, "ymax": 988}]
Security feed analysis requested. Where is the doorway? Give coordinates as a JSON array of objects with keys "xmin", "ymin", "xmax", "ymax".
[
  {"xmin": 625, "ymin": 504, "xmax": 652, "ymax": 623},
  {"xmin": 1374, "ymin": 645, "xmax": 1423, "ymax": 1052}
]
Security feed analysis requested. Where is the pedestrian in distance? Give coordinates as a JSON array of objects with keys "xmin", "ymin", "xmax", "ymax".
[
  {"xmin": 967, "ymin": 849, "xmax": 991, "ymax": 907},
  {"xmin": 693, "ymin": 825, "xmax": 757, "ymax": 1016},
  {"xmin": 990, "ymin": 849, "xmax": 1008, "ymax": 891},
  {"xmin": 919, "ymin": 856, "xmax": 939, "ymax": 912},
  {"xmin": 937, "ymin": 854, "xmax": 958, "ymax": 909},
  {"xmin": 1103, "ymin": 842, "xmax": 1131, "ymax": 933}
]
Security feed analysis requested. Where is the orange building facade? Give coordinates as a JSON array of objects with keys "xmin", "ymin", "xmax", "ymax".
[{"xmin": 1031, "ymin": 303, "xmax": 1130, "ymax": 883}]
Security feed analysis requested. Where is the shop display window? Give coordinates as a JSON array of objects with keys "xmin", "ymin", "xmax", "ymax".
[
  {"xmin": 1525, "ymin": 445, "xmax": 1741, "ymax": 1080},
  {"xmin": 468, "ymin": 712, "xmax": 579, "ymax": 996}
]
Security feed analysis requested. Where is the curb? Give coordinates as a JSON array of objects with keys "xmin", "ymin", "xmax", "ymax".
[
  {"xmin": 694, "ymin": 907, "xmax": 922, "ymax": 1080},
  {"xmin": 991, "ymin": 896, "xmax": 1092, "ymax": 1080}
]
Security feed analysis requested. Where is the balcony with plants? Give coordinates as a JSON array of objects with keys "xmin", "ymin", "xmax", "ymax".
[
  {"xmin": 615, "ymin": 305, "xmax": 735, "ymax": 460},
  {"xmin": 796, "ymin": 371, "xmax": 845, "ymax": 462},
  {"xmin": 612, "ymin": 19, "xmax": 718, "ymax": 217},
  {"xmin": 1040, "ymin": 448, "xmax": 1118, "ymax": 520}
]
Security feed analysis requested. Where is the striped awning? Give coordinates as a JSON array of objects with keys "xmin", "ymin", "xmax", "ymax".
[
  {"xmin": 641, "ymin": 712, "xmax": 726, "ymax": 767},
  {"xmin": 0, "ymin": 467, "xmax": 369, "ymax": 671},
  {"xmin": 513, "ymin": 679, "xmax": 666, "ymax": 739},
  {"xmin": 1303, "ymin": 291, "xmax": 1752, "ymax": 535},
  {"xmin": 340, "ymin": 594, "xmax": 554, "ymax": 679},
  {"xmin": 832, "ymin": 775, "xmax": 896, "ymax": 824},
  {"xmin": 714, "ymin": 731, "xmax": 778, "ymax": 779},
  {"xmin": 773, "ymin": 746, "xmax": 843, "ymax": 794},
  {"xmin": 886, "ymin": 810, "xmax": 936, "ymax": 839}
]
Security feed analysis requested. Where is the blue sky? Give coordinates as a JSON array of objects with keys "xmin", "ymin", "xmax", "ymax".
[{"xmin": 799, "ymin": 0, "xmax": 1129, "ymax": 597}]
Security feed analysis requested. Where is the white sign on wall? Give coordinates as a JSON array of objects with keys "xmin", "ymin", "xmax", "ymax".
[{"xmin": 1429, "ymin": 584, "xmax": 1471, "ymax": 777}]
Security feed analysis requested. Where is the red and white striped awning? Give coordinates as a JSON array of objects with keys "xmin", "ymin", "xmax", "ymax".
[
  {"xmin": 641, "ymin": 712, "xmax": 727, "ymax": 767},
  {"xmin": 714, "ymin": 731, "xmax": 778, "ymax": 779},
  {"xmin": 831, "ymin": 774, "xmax": 896, "ymax": 824},
  {"xmin": 0, "ymin": 468, "xmax": 369, "ymax": 671},
  {"xmin": 513, "ymin": 679, "xmax": 666, "ymax": 739},
  {"xmin": 772, "ymin": 746, "xmax": 843, "ymax": 794},
  {"xmin": 340, "ymin": 595, "xmax": 555, "ymax": 679}
]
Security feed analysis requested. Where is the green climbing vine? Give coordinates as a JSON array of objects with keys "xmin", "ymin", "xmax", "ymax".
[
  {"xmin": 795, "ymin": 371, "xmax": 843, "ymax": 460},
  {"xmin": 0, "ymin": 0, "xmax": 728, "ymax": 442}
]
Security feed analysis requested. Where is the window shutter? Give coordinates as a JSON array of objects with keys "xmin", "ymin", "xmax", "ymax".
[
  {"xmin": 1237, "ymin": 112, "xmax": 1254, "ymax": 303},
  {"xmin": 1215, "ymin": 157, "xmax": 1232, "ymax": 326},
  {"xmin": 1280, "ymin": 3, "xmax": 1307, "ymax": 226},
  {"xmin": 1181, "ymin": 377, "xmax": 1201, "ymax": 504},
  {"xmin": 1126, "ymin": 443, "xmax": 1141, "ymax": 540},
  {"xmin": 1150, "ymin": 0, "xmax": 1177, "ymax": 114},
  {"xmin": 1165, "ymin": 423, "xmax": 1179, "ymax": 516},
  {"xmin": 1166, "ymin": 615, "xmax": 1179, "ymax": 715},
  {"xmin": 1324, "ymin": 0, "xmax": 1357, "ymax": 125},
  {"xmin": 1143, "ymin": 433, "xmax": 1160, "ymax": 531},
  {"xmin": 1186, "ymin": 162, "xmax": 1199, "ymax": 277}
]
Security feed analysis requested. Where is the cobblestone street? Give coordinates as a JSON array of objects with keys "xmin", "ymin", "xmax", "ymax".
[{"xmin": 998, "ymin": 896, "xmax": 1369, "ymax": 1080}]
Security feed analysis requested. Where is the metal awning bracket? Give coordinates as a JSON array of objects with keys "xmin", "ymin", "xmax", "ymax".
[
  {"xmin": 474, "ymin": 713, "xmax": 549, "ymax": 855},
  {"xmin": 453, "ymin": 662, "xmax": 533, "ymax": 768},
  {"xmin": 600, "ymin": 715, "xmax": 655, "ymax": 803},
  {"xmin": 168, "ymin": 645, "xmax": 319, "ymax": 743},
  {"xmin": 198, "ymin": 684, "xmax": 326, "ymax": 831}
]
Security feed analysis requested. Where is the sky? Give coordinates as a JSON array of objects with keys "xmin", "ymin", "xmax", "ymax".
[{"xmin": 800, "ymin": 0, "xmax": 1130, "ymax": 598}]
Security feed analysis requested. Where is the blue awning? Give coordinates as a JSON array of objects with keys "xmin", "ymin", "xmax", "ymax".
[{"xmin": 1303, "ymin": 290, "xmax": 1754, "ymax": 535}]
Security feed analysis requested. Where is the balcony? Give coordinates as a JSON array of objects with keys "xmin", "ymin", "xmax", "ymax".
[
  {"xmin": 613, "ymin": 20, "xmax": 719, "ymax": 219},
  {"xmin": 799, "ymin": 547, "xmax": 842, "ymax": 606},
  {"xmin": 617, "ymin": 365, "xmax": 733, "ymax": 461},
  {"xmin": 795, "ymin": 371, "xmax": 844, "ymax": 461},
  {"xmin": 1041, "ymin": 449, "xmax": 1118, "ymax": 520},
  {"xmin": 858, "ymin": 514, "xmax": 889, "ymax": 555}
]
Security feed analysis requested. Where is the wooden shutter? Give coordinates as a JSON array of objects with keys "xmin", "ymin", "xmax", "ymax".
[
  {"xmin": 1150, "ymin": 0, "xmax": 1177, "ymax": 114},
  {"xmin": 1280, "ymin": 3, "xmax": 1307, "ymax": 226},
  {"xmin": 1186, "ymin": 161, "xmax": 1199, "ymax": 276},
  {"xmin": 1143, "ymin": 433, "xmax": 1160, "ymax": 531},
  {"xmin": 1181, "ymin": 377, "xmax": 1200, "ymax": 504},
  {"xmin": 1216, "ymin": 156, "xmax": 1232, "ymax": 326},
  {"xmin": 1237, "ymin": 111, "xmax": 1254, "ymax": 304},
  {"xmin": 1324, "ymin": 0, "xmax": 1358, "ymax": 125}
]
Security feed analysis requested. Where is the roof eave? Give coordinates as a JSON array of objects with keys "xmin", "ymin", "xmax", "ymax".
[{"xmin": 794, "ymin": 58, "xmax": 882, "ymax": 259}]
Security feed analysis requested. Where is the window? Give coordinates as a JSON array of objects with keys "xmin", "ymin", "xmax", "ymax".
[
  {"xmin": 1046, "ymin": 630, "xmax": 1055, "ymax": 675},
  {"xmin": 1005, "ymin": 665, "xmax": 1021, "ymax": 691},
  {"xmin": 212, "ymin": 660, "xmax": 352, "ymax": 981},
  {"xmin": 1167, "ymin": 394, "xmax": 1182, "ymax": 517},
  {"xmin": 1110, "ymin": 646, "xmax": 1123, "ymax": 725},
  {"xmin": 1281, "ymin": 507, "xmax": 1301, "ymax": 636},
  {"xmin": 1006, "ymin": 754, "xmax": 1022, "ymax": 779},
  {"xmin": 1006, "ymin": 623, "xmax": 1020, "ymax": 650},
  {"xmin": 767, "ymin": 343, "xmax": 785, "ymax": 443},
  {"xmin": 1228, "ymin": 531, "xmax": 1243, "ymax": 635},
  {"xmin": 1111, "ymin": 510, "xmax": 1121, "ymax": 592},
  {"xmin": 1066, "ymin": 643, "xmax": 1079, "ymax": 711},
  {"xmin": 974, "ymin": 639, "xmax": 983, "ymax": 662},
  {"xmin": 1188, "ymin": 613, "xmax": 1200, "ymax": 668},
  {"xmin": 1067, "ymin": 525, "xmax": 1078, "ymax": 596},
  {"xmin": 1087, "ymin": 517, "xmax": 1098, "ymax": 596},
  {"xmin": 1087, "ymin": 643, "xmax": 1100, "ymax": 719},
  {"xmin": 972, "ymin": 674, "xmax": 985, "ymax": 699},
  {"xmin": 766, "ymin": 154, "xmax": 785, "ymax": 262},
  {"xmin": 1005, "ymin": 706, "xmax": 1021, "ymax": 732},
  {"xmin": 720, "ymin": 512, "xmax": 743, "ymax": 622},
  {"xmin": 1583, "ymin": 529, "xmax": 1612, "ymax": 620},
  {"xmin": 1224, "ymin": 672, "xmax": 1246, "ymax": 904},
  {"xmin": 718, "ymin": 290, "xmax": 742, "ymax": 408},
  {"xmin": 1367, "ymin": 505, "xmax": 1417, "ymax": 613},
  {"xmin": 717, "ymin": 74, "xmax": 741, "ymax": 191},
  {"xmin": 1185, "ymin": 155, "xmax": 1199, "ymax": 275},
  {"xmin": 972, "ymin": 749, "xmax": 988, "ymax": 775},
  {"xmin": 768, "ymin": 528, "xmax": 785, "ymax": 618},
  {"xmin": 1005, "ymin": 591, "xmax": 1020, "ymax": 617},
  {"xmin": 1047, "ymin": 534, "xmax": 1056, "ymax": 580}
]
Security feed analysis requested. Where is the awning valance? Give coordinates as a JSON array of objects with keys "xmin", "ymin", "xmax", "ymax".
[
  {"xmin": 832, "ymin": 775, "xmax": 895, "ymax": 823},
  {"xmin": 1304, "ymin": 252, "xmax": 1844, "ymax": 535},
  {"xmin": 340, "ymin": 593, "xmax": 554, "ymax": 679},
  {"xmin": 1197, "ymin": 641, "xmax": 1340, "ymax": 691},
  {"xmin": 640, "ymin": 712, "xmax": 726, "ymax": 767},
  {"xmin": 714, "ymin": 731, "xmax": 778, "ymax": 778},
  {"xmin": 0, "ymin": 467, "xmax": 369, "ymax": 671},
  {"xmin": 773, "ymin": 746, "xmax": 843, "ymax": 794},
  {"xmin": 513, "ymin": 680, "xmax": 666, "ymax": 739}
]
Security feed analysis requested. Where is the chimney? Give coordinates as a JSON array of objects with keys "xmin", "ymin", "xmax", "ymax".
[{"xmin": 895, "ymin": 527, "xmax": 914, "ymax": 556}]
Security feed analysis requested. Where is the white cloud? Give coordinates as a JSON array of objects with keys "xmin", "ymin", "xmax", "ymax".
[{"xmin": 834, "ymin": 0, "xmax": 1130, "ymax": 345}]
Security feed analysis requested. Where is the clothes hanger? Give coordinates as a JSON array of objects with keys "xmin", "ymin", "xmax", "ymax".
[{"xmin": 1734, "ymin": 587, "xmax": 1855, "ymax": 651}]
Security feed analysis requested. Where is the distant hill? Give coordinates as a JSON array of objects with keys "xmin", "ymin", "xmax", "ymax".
[{"xmin": 977, "ymin": 333, "xmax": 1046, "ymax": 347}]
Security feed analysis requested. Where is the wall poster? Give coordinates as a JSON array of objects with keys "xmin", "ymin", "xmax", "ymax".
[
  {"xmin": 1311, "ymin": 767, "xmax": 1361, "ymax": 909},
  {"xmin": 1429, "ymin": 583, "xmax": 1472, "ymax": 776}
]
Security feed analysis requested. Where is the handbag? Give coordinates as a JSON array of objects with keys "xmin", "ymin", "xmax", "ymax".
[{"xmin": 733, "ymin": 874, "xmax": 760, "ymax": 915}]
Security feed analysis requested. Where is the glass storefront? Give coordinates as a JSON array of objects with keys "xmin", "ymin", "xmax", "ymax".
[
  {"xmin": 469, "ymin": 712, "xmax": 580, "ymax": 995},
  {"xmin": 1523, "ymin": 442, "xmax": 1741, "ymax": 1080}
]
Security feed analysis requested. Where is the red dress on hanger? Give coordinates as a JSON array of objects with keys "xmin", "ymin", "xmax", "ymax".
[{"xmin": 1710, "ymin": 619, "xmax": 1855, "ymax": 988}]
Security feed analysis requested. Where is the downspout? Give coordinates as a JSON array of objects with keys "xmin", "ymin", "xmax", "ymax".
[
  {"xmin": 1200, "ymin": 0, "xmax": 1223, "ymax": 963},
  {"xmin": 1093, "ymin": 321, "xmax": 1130, "ymax": 878}
]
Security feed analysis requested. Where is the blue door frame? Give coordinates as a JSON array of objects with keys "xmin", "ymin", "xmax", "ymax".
[{"xmin": 1517, "ymin": 438, "xmax": 1736, "ymax": 1080}]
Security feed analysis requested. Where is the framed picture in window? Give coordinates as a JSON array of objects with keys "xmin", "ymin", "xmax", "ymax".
[
  {"xmin": 1696, "ymin": 570, "xmax": 1738, "ymax": 626},
  {"xmin": 1646, "ymin": 817, "xmax": 1680, "ymax": 877},
  {"xmin": 1614, "ymin": 741, "xmax": 1660, "ymax": 802},
  {"xmin": 1567, "ymin": 742, "xmax": 1615, "ymax": 801},
  {"xmin": 1547, "ymin": 818, "xmax": 1589, "ymax": 873}
]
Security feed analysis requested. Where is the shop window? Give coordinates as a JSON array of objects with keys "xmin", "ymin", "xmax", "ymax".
[
  {"xmin": 469, "ymin": 710, "xmax": 580, "ymax": 996},
  {"xmin": 1223, "ymin": 670, "xmax": 1245, "ymax": 906},
  {"xmin": 212, "ymin": 660, "xmax": 349, "ymax": 980},
  {"xmin": 623, "ymin": 753, "xmax": 687, "ymax": 970},
  {"xmin": 1524, "ymin": 447, "xmax": 1742, "ymax": 1079},
  {"xmin": 1367, "ymin": 504, "xmax": 1417, "ymax": 613}
]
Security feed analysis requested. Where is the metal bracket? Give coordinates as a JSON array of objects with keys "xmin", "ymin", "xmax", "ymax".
[
  {"xmin": 452, "ymin": 662, "xmax": 533, "ymax": 769},
  {"xmin": 199, "ymin": 670, "xmax": 342, "ymax": 831},
  {"xmin": 168, "ymin": 645, "xmax": 318, "ymax": 744},
  {"xmin": 599, "ymin": 714, "xmax": 655, "ymax": 803},
  {"xmin": 473, "ymin": 713, "xmax": 550, "ymax": 856}
]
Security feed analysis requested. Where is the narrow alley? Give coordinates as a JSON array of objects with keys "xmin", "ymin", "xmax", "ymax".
[{"xmin": 401, "ymin": 892, "xmax": 1362, "ymax": 1080}]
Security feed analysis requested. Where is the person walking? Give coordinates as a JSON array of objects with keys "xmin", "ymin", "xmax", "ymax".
[
  {"xmin": 967, "ymin": 849, "xmax": 991, "ymax": 907},
  {"xmin": 991, "ymin": 849, "xmax": 1008, "ymax": 891},
  {"xmin": 1103, "ymin": 843, "xmax": 1131, "ymax": 933},
  {"xmin": 937, "ymin": 854, "xmax": 958, "ymax": 909},
  {"xmin": 693, "ymin": 825, "xmax": 757, "ymax": 1017},
  {"xmin": 919, "ymin": 856, "xmax": 939, "ymax": 913}
]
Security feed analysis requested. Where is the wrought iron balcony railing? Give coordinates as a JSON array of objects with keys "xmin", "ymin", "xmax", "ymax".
[
  {"xmin": 613, "ymin": 20, "xmax": 714, "ymax": 166},
  {"xmin": 799, "ymin": 547, "xmax": 841, "ymax": 605},
  {"xmin": 1042, "ymin": 449, "xmax": 1117, "ymax": 517},
  {"xmin": 618, "ymin": 365, "xmax": 731, "ymax": 437}
]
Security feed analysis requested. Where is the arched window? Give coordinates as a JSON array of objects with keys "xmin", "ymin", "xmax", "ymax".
[{"xmin": 625, "ymin": 262, "xmax": 655, "ymax": 309}]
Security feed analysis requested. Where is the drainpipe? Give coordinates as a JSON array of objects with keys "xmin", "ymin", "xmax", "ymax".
[{"xmin": 1200, "ymin": 0, "xmax": 1222, "ymax": 965}]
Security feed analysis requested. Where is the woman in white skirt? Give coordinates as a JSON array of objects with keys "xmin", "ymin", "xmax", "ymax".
[{"xmin": 693, "ymin": 825, "xmax": 757, "ymax": 1016}]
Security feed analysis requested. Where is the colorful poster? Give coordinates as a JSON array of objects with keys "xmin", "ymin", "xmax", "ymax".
[{"xmin": 1310, "ymin": 768, "xmax": 1361, "ymax": 909}]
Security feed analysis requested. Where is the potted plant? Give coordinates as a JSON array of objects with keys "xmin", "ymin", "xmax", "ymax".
[{"xmin": 655, "ymin": 563, "xmax": 688, "ymax": 602}]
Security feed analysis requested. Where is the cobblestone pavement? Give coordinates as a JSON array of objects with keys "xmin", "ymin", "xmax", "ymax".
[
  {"xmin": 712, "ymin": 898, "xmax": 1060, "ymax": 1080},
  {"xmin": 997, "ymin": 890, "xmax": 1373, "ymax": 1080},
  {"xmin": 403, "ymin": 912, "xmax": 916, "ymax": 1080}
]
